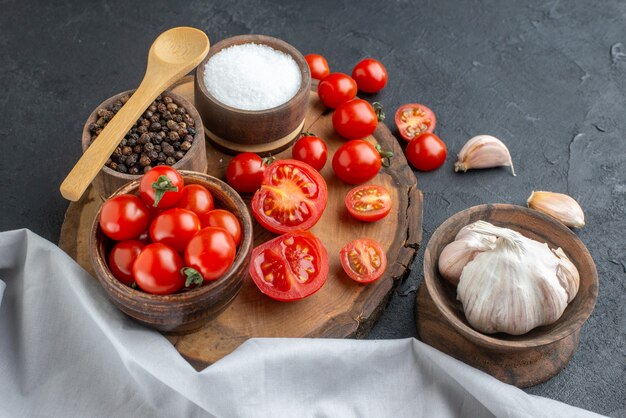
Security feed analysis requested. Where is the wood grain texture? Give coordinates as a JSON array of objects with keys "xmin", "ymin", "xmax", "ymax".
[
  {"xmin": 59, "ymin": 76, "xmax": 423, "ymax": 367},
  {"xmin": 194, "ymin": 35, "xmax": 311, "ymax": 151},
  {"xmin": 90, "ymin": 171, "xmax": 253, "ymax": 333},
  {"xmin": 81, "ymin": 89, "xmax": 207, "ymax": 200},
  {"xmin": 416, "ymin": 203, "xmax": 598, "ymax": 387}
]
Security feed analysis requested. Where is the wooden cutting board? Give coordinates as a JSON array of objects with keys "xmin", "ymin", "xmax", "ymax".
[{"xmin": 59, "ymin": 76, "xmax": 423, "ymax": 368}]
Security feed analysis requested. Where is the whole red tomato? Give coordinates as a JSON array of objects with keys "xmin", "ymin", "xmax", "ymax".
[
  {"xmin": 133, "ymin": 243, "xmax": 185, "ymax": 295},
  {"xmin": 332, "ymin": 99, "xmax": 383, "ymax": 139},
  {"xmin": 352, "ymin": 58, "xmax": 388, "ymax": 93},
  {"xmin": 291, "ymin": 133, "xmax": 328, "ymax": 171},
  {"xmin": 405, "ymin": 132, "xmax": 447, "ymax": 171},
  {"xmin": 99, "ymin": 194, "xmax": 151, "ymax": 241},
  {"xmin": 108, "ymin": 240, "xmax": 144, "ymax": 286},
  {"xmin": 304, "ymin": 54, "xmax": 330, "ymax": 80},
  {"xmin": 199, "ymin": 209, "xmax": 242, "ymax": 246},
  {"xmin": 317, "ymin": 73, "xmax": 357, "ymax": 109},
  {"xmin": 139, "ymin": 166, "xmax": 184, "ymax": 209},
  {"xmin": 177, "ymin": 184, "xmax": 214, "ymax": 216},
  {"xmin": 332, "ymin": 140, "xmax": 393, "ymax": 185},
  {"xmin": 185, "ymin": 227, "xmax": 237, "ymax": 281},
  {"xmin": 226, "ymin": 152, "xmax": 269, "ymax": 194},
  {"xmin": 149, "ymin": 208, "xmax": 201, "ymax": 253}
]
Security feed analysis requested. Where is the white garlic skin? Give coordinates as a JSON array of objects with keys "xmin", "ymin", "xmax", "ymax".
[
  {"xmin": 456, "ymin": 221, "xmax": 572, "ymax": 335},
  {"xmin": 438, "ymin": 226, "xmax": 496, "ymax": 285},
  {"xmin": 552, "ymin": 247, "xmax": 580, "ymax": 303},
  {"xmin": 527, "ymin": 191, "xmax": 585, "ymax": 228},
  {"xmin": 454, "ymin": 135, "xmax": 516, "ymax": 176}
]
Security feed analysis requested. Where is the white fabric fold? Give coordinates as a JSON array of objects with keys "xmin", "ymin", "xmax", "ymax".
[{"xmin": 0, "ymin": 229, "xmax": 604, "ymax": 417}]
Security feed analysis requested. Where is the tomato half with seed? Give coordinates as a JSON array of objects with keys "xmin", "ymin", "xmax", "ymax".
[
  {"xmin": 405, "ymin": 132, "xmax": 447, "ymax": 171},
  {"xmin": 291, "ymin": 133, "xmax": 328, "ymax": 171},
  {"xmin": 177, "ymin": 184, "xmax": 214, "ymax": 216},
  {"xmin": 185, "ymin": 227, "xmax": 237, "ymax": 281},
  {"xmin": 199, "ymin": 209, "xmax": 242, "ymax": 246},
  {"xmin": 340, "ymin": 238, "xmax": 387, "ymax": 283},
  {"xmin": 345, "ymin": 185, "xmax": 392, "ymax": 222},
  {"xmin": 249, "ymin": 230, "xmax": 328, "ymax": 301},
  {"xmin": 139, "ymin": 166, "xmax": 184, "ymax": 209},
  {"xmin": 317, "ymin": 73, "xmax": 357, "ymax": 109},
  {"xmin": 149, "ymin": 208, "xmax": 201, "ymax": 253},
  {"xmin": 99, "ymin": 194, "xmax": 151, "ymax": 241},
  {"xmin": 395, "ymin": 104, "xmax": 436, "ymax": 141},
  {"xmin": 133, "ymin": 243, "xmax": 185, "ymax": 295},
  {"xmin": 332, "ymin": 99, "xmax": 382, "ymax": 140},
  {"xmin": 252, "ymin": 160, "xmax": 328, "ymax": 234},
  {"xmin": 108, "ymin": 240, "xmax": 144, "ymax": 286},
  {"xmin": 304, "ymin": 54, "xmax": 330, "ymax": 80},
  {"xmin": 352, "ymin": 58, "xmax": 388, "ymax": 93}
]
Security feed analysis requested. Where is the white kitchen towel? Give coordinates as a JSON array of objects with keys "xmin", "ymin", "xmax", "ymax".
[{"xmin": 0, "ymin": 229, "xmax": 604, "ymax": 418}]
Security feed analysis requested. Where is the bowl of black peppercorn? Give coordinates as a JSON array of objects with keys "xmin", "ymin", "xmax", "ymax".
[{"xmin": 82, "ymin": 89, "xmax": 207, "ymax": 199}]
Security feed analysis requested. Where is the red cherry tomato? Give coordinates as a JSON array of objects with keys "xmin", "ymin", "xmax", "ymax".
[
  {"xmin": 405, "ymin": 132, "xmax": 447, "ymax": 171},
  {"xmin": 199, "ymin": 209, "xmax": 242, "ymax": 246},
  {"xmin": 395, "ymin": 104, "xmax": 437, "ymax": 141},
  {"xmin": 304, "ymin": 54, "xmax": 330, "ymax": 80},
  {"xmin": 345, "ymin": 185, "xmax": 392, "ymax": 222},
  {"xmin": 185, "ymin": 227, "xmax": 237, "ymax": 281},
  {"xmin": 108, "ymin": 240, "xmax": 144, "ymax": 286},
  {"xmin": 317, "ymin": 73, "xmax": 357, "ymax": 109},
  {"xmin": 139, "ymin": 166, "xmax": 184, "ymax": 209},
  {"xmin": 226, "ymin": 152, "xmax": 269, "ymax": 194},
  {"xmin": 340, "ymin": 238, "xmax": 387, "ymax": 283},
  {"xmin": 332, "ymin": 99, "xmax": 382, "ymax": 139},
  {"xmin": 249, "ymin": 230, "xmax": 328, "ymax": 301},
  {"xmin": 177, "ymin": 184, "xmax": 214, "ymax": 216},
  {"xmin": 149, "ymin": 208, "xmax": 201, "ymax": 253},
  {"xmin": 332, "ymin": 140, "xmax": 393, "ymax": 185},
  {"xmin": 99, "ymin": 194, "xmax": 151, "ymax": 241},
  {"xmin": 352, "ymin": 58, "xmax": 388, "ymax": 93},
  {"xmin": 291, "ymin": 133, "xmax": 328, "ymax": 171},
  {"xmin": 133, "ymin": 243, "xmax": 185, "ymax": 295},
  {"xmin": 252, "ymin": 160, "xmax": 328, "ymax": 234}
]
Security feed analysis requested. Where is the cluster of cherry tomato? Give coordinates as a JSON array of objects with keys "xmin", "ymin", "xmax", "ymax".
[{"xmin": 99, "ymin": 166, "xmax": 242, "ymax": 295}]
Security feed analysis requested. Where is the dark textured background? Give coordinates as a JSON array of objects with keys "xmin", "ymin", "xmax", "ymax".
[{"xmin": 1, "ymin": 0, "xmax": 625, "ymax": 415}]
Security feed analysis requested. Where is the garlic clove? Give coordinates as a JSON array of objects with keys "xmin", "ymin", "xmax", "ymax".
[
  {"xmin": 438, "ymin": 226, "xmax": 496, "ymax": 285},
  {"xmin": 454, "ymin": 135, "xmax": 516, "ymax": 176},
  {"xmin": 552, "ymin": 247, "xmax": 580, "ymax": 303},
  {"xmin": 527, "ymin": 191, "xmax": 585, "ymax": 228},
  {"xmin": 458, "ymin": 221, "xmax": 569, "ymax": 335}
]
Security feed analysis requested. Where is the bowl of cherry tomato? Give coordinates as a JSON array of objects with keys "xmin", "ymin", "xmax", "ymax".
[{"xmin": 89, "ymin": 168, "xmax": 253, "ymax": 333}]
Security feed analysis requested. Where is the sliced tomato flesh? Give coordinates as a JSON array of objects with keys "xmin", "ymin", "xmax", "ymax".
[
  {"xmin": 345, "ymin": 185, "xmax": 391, "ymax": 222},
  {"xmin": 250, "ymin": 231, "xmax": 329, "ymax": 301},
  {"xmin": 252, "ymin": 160, "xmax": 328, "ymax": 234},
  {"xmin": 395, "ymin": 104, "xmax": 436, "ymax": 141},
  {"xmin": 340, "ymin": 238, "xmax": 387, "ymax": 283}
]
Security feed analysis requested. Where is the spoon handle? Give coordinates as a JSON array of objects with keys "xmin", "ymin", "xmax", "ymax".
[{"xmin": 60, "ymin": 81, "xmax": 165, "ymax": 201}]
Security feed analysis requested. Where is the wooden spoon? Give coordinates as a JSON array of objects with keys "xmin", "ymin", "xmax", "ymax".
[{"xmin": 60, "ymin": 27, "xmax": 210, "ymax": 201}]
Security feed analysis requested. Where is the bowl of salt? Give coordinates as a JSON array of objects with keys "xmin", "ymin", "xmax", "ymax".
[{"xmin": 195, "ymin": 34, "xmax": 311, "ymax": 155}]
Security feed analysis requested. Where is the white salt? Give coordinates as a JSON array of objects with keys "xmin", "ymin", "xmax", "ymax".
[{"xmin": 203, "ymin": 43, "xmax": 302, "ymax": 111}]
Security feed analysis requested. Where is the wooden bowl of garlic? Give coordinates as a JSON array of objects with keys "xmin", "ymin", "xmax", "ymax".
[{"xmin": 420, "ymin": 204, "xmax": 598, "ymax": 386}]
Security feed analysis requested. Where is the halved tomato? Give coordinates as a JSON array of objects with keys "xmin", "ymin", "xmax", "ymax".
[
  {"xmin": 340, "ymin": 238, "xmax": 387, "ymax": 283},
  {"xmin": 394, "ymin": 104, "xmax": 436, "ymax": 141},
  {"xmin": 345, "ymin": 185, "xmax": 392, "ymax": 222},
  {"xmin": 249, "ymin": 230, "xmax": 329, "ymax": 301},
  {"xmin": 251, "ymin": 160, "xmax": 328, "ymax": 234}
]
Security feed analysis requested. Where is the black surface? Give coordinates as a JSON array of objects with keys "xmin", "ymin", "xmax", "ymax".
[{"xmin": 1, "ymin": 0, "xmax": 625, "ymax": 415}]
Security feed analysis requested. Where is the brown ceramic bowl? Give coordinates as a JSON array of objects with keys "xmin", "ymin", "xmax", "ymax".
[
  {"xmin": 194, "ymin": 34, "xmax": 311, "ymax": 155},
  {"xmin": 423, "ymin": 204, "xmax": 598, "ymax": 351},
  {"xmin": 89, "ymin": 171, "xmax": 253, "ymax": 334},
  {"xmin": 82, "ymin": 90, "xmax": 207, "ymax": 200}
]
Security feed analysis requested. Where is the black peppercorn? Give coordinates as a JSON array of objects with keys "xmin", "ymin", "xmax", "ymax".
[
  {"xmin": 180, "ymin": 141, "xmax": 192, "ymax": 151},
  {"xmin": 184, "ymin": 135, "xmax": 194, "ymax": 143},
  {"xmin": 150, "ymin": 122, "xmax": 161, "ymax": 132},
  {"xmin": 175, "ymin": 151, "xmax": 184, "ymax": 160},
  {"xmin": 143, "ymin": 142, "xmax": 154, "ymax": 153},
  {"xmin": 166, "ymin": 156, "xmax": 176, "ymax": 165},
  {"xmin": 139, "ymin": 155, "xmax": 151, "ymax": 167},
  {"xmin": 117, "ymin": 164, "xmax": 128, "ymax": 173},
  {"xmin": 168, "ymin": 131, "xmax": 180, "ymax": 142},
  {"xmin": 138, "ymin": 133, "xmax": 150, "ymax": 144},
  {"xmin": 166, "ymin": 103, "xmax": 178, "ymax": 112},
  {"xmin": 110, "ymin": 162, "xmax": 118, "ymax": 170},
  {"xmin": 126, "ymin": 154, "xmax": 138, "ymax": 166},
  {"xmin": 157, "ymin": 152, "xmax": 167, "ymax": 162},
  {"xmin": 163, "ymin": 144, "xmax": 175, "ymax": 156},
  {"xmin": 143, "ymin": 165, "xmax": 152, "ymax": 174},
  {"xmin": 136, "ymin": 125, "xmax": 147, "ymax": 134},
  {"xmin": 122, "ymin": 146, "xmax": 132, "ymax": 156},
  {"xmin": 133, "ymin": 145, "xmax": 142, "ymax": 154},
  {"xmin": 149, "ymin": 150, "xmax": 159, "ymax": 160},
  {"xmin": 129, "ymin": 166, "xmax": 140, "ymax": 175},
  {"xmin": 154, "ymin": 144, "xmax": 162, "ymax": 152},
  {"xmin": 163, "ymin": 96, "xmax": 173, "ymax": 104}
]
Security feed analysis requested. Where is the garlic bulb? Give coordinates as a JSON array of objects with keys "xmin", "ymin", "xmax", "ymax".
[
  {"xmin": 527, "ymin": 191, "xmax": 585, "ymax": 228},
  {"xmin": 438, "ymin": 225, "xmax": 496, "ymax": 285},
  {"xmin": 456, "ymin": 221, "xmax": 578, "ymax": 335},
  {"xmin": 454, "ymin": 135, "xmax": 516, "ymax": 176}
]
